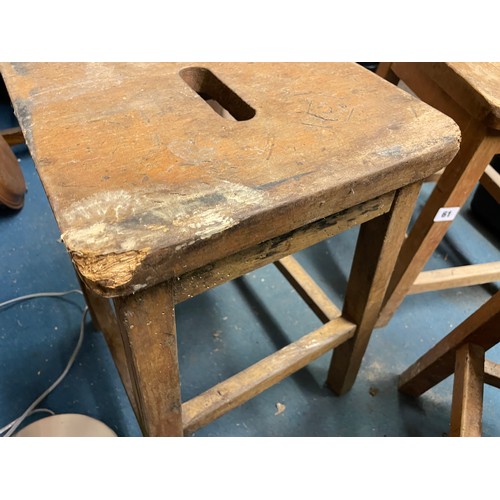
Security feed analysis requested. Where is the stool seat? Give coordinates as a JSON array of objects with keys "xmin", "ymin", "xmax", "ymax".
[
  {"xmin": 1, "ymin": 63, "xmax": 459, "ymax": 296},
  {"xmin": 416, "ymin": 62, "xmax": 500, "ymax": 128},
  {"xmin": 1, "ymin": 62, "xmax": 460, "ymax": 436}
]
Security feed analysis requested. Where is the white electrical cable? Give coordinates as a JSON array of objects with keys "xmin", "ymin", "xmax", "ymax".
[
  {"xmin": 0, "ymin": 289, "xmax": 83, "ymax": 308},
  {"xmin": 0, "ymin": 408, "xmax": 57, "ymax": 435},
  {"xmin": 0, "ymin": 290, "xmax": 87, "ymax": 437}
]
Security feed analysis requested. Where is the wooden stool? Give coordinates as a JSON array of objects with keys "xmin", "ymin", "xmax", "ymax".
[
  {"xmin": 0, "ymin": 135, "xmax": 25, "ymax": 209},
  {"xmin": 0, "ymin": 63, "xmax": 460, "ymax": 436},
  {"xmin": 0, "ymin": 127, "xmax": 24, "ymax": 146},
  {"xmin": 1, "ymin": 73, "xmax": 25, "ymax": 146},
  {"xmin": 376, "ymin": 63, "xmax": 500, "ymax": 326},
  {"xmin": 0, "ymin": 73, "xmax": 26, "ymax": 209},
  {"xmin": 399, "ymin": 291, "xmax": 500, "ymax": 437}
]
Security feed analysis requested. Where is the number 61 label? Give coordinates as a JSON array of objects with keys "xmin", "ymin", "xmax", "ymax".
[{"xmin": 434, "ymin": 207, "xmax": 460, "ymax": 222}]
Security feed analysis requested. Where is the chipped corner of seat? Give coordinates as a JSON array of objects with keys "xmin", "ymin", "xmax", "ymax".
[{"xmin": 67, "ymin": 245, "xmax": 149, "ymax": 295}]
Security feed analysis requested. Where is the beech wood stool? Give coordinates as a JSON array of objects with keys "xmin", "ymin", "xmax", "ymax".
[
  {"xmin": 376, "ymin": 63, "xmax": 500, "ymax": 327},
  {"xmin": 1, "ymin": 63, "xmax": 460, "ymax": 436},
  {"xmin": 399, "ymin": 291, "xmax": 500, "ymax": 437}
]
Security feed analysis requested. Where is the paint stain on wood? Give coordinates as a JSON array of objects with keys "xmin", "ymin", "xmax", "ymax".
[{"xmin": 61, "ymin": 181, "xmax": 268, "ymax": 251}]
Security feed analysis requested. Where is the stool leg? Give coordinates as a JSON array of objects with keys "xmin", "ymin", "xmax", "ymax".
[
  {"xmin": 113, "ymin": 281, "xmax": 182, "ymax": 436},
  {"xmin": 327, "ymin": 182, "xmax": 421, "ymax": 395},
  {"xmin": 450, "ymin": 343, "xmax": 485, "ymax": 437},
  {"xmin": 78, "ymin": 278, "xmax": 139, "ymax": 418},
  {"xmin": 378, "ymin": 122, "xmax": 498, "ymax": 327},
  {"xmin": 399, "ymin": 292, "xmax": 500, "ymax": 398},
  {"xmin": 78, "ymin": 275, "xmax": 115, "ymax": 334}
]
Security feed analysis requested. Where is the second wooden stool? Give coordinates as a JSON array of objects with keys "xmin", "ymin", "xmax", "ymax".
[{"xmin": 376, "ymin": 62, "xmax": 500, "ymax": 326}]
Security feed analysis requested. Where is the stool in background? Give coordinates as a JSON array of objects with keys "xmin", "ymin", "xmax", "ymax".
[
  {"xmin": 1, "ymin": 63, "xmax": 460, "ymax": 436},
  {"xmin": 0, "ymin": 72, "xmax": 26, "ymax": 210},
  {"xmin": 399, "ymin": 291, "xmax": 500, "ymax": 437},
  {"xmin": 376, "ymin": 63, "xmax": 500, "ymax": 326},
  {"xmin": 0, "ymin": 135, "xmax": 25, "ymax": 210}
]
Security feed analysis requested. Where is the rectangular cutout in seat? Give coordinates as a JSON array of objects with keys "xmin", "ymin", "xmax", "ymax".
[{"xmin": 180, "ymin": 66, "xmax": 256, "ymax": 121}]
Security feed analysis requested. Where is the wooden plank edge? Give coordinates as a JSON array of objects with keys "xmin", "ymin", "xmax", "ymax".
[
  {"xmin": 409, "ymin": 262, "xmax": 500, "ymax": 294},
  {"xmin": 484, "ymin": 359, "xmax": 500, "ymax": 389},
  {"xmin": 181, "ymin": 316, "xmax": 356, "ymax": 435},
  {"xmin": 480, "ymin": 164, "xmax": 500, "ymax": 203},
  {"xmin": 174, "ymin": 192, "xmax": 394, "ymax": 304},
  {"xmin": 0, "ymin": 127, "xmax": 24, "ymax": 146},
  {"xmin": 450, "ymin": 343, "xmax": 484, "ymax": 437}
]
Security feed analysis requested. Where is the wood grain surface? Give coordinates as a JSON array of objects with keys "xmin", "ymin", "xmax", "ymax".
[
  {"xmin": 1, "ymin": 63, "xmax": 460, "ymax": 296},
  {"xmin": 416, "ymin": 62, "xmax": 500, "ymax": 128}
]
